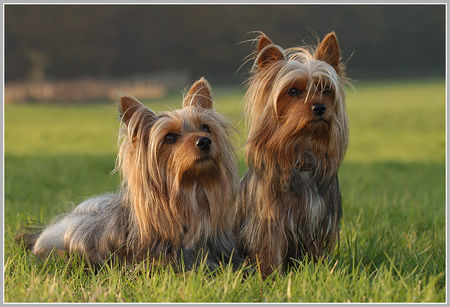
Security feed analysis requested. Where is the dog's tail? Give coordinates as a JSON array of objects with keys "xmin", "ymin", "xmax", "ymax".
[{"xmin": 15, "ymin": 224, "xmax": 44, "ymax": 251}]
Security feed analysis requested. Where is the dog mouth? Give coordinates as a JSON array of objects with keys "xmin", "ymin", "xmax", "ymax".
[
  {"xmin": 195, "ymin": 155, "xmax": 213, "ymax": 163},
  {"xmin": 310, "ymin": 118, "xmax": 328, "ymax": 124},
  {"xmin": 184, "ymin": 155, "xmax": 217, "ymax": 179}
]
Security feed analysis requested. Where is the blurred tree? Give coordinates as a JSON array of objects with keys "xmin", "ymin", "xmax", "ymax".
[{"xmin": 25, "ymin": 49, "xmax": 47, "ymax": 82}]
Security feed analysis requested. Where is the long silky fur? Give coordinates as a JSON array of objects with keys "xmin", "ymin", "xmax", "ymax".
[
  {"xmin": 26, "ymin": 82, "xmax": 239, "ymax": 270},
  {"xmin": 236, "ymin": 33, "xmax": 349, "ymax": 276}
]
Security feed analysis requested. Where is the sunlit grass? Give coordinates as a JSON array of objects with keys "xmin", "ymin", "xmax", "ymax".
[{"xmin": 4, "ymin": 78, "xmax": 445, "ymax": 302}]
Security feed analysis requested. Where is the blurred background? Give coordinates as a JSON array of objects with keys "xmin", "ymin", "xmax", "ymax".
[
  {"xmin": 5, "ymin": 4, "xmax": 445, "ymax": 103},
  {"xmin": 5, "ymin": 6, "xmax": 446, "ymax": 301}
]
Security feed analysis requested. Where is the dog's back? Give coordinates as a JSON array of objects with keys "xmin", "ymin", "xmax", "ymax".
[{"xmin": 25, "ymin": 193, "xmax": 127, "ymax": 263}]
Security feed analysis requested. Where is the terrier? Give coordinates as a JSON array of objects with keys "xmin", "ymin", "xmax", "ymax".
[
  {"xmin": 19, "ymin": 78, "xmax": 240, "ymax": 270},
  {"xmin": 236, "ymin": 32, "xmax": 349, "ymax": 276}
]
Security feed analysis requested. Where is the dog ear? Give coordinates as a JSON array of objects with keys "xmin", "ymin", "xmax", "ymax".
[
  {"xmin": 315, "ymin": 32, "xmax": 342, "ymax": 76},
  {"xmin": 118, "ymin": 95, "xmax": 157, "ymax": 126},
  {"xmin": 257, "ymin": 34, "xmax": 273, "ymax": 53},
  {"xmin": 256, "ymin": 34, "xmax": 285, "ymax": 70},
  {"xmin": 118, "ymin": 95, "xmax": 157, "ymax": 144},
  {"xmin": 183, "ymin": 77, "xmax": 213, "ymax": 109}
]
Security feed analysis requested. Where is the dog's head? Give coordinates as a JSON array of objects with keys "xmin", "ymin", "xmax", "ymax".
[
  {"xmin": 116, "ymin": 78, "xmax": 237, "ymax": 247},
  {"xmin": 245, "ymin": 32, "xmax": 349, "ymax": 172}
]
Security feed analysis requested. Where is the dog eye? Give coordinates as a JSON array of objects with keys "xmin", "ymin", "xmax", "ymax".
[
  {"xmin": 287, "ymin": 87, "xmax": 302, "ymax": 97},
  {"xmin": 199, "ymin": 124, "xmax": 211, "ymax": 133},
  {"xmin": 164, "ymin": 133, "xmax": 179, "ymax": 144},
  {"xmin": 322, "ymin": 86, "xmax": 332, "ymax": 95}
]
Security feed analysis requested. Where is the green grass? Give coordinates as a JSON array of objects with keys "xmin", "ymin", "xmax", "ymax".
[{"xmin": 4, "ymin": 78, "xmax": 446, "ymax": 302}]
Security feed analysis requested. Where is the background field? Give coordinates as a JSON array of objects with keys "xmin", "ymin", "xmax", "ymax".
[{"xmin": 3, "ymin": 78, "xmax": 446, "ymax": 302}]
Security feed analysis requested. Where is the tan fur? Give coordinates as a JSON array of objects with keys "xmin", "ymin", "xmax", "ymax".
[
  {"xmin": 236, "ymin": 32, "xmax": 349, "ymax": 276},
  {"xmin": 25, "ymin": 78, "xmax": 240, "ymax": 269}
]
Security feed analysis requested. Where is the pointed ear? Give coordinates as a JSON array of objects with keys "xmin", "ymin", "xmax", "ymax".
[
  {"xmin": 257, "ymin": 34, "xmax": 273, "ymax": 53},
  {"xmin": 256, "ymin": 34, "xmax": 285, "ymax": 70},
  {"xmin": 183, "ymin": 77, "xmax": 213, "ymax": 109},
  {"xmin": 315, "ymin": 32, "xmax": 342, "ymax": 75},
  {"xmin": 118, "ymin": 95, "xmax": 157, "ymax": 144},
  {"xmin": 118, "ymin": 95, "xmax": 156, "ymax": 126}
]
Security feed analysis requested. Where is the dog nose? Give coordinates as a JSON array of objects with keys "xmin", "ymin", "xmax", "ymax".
[
  {"xmin": 312, "ymin": 103, "xmax": 326, "ymax": 116},
  {"xmin": 196, "ymin": 137, "xmax": 211, "ymax": 151}
]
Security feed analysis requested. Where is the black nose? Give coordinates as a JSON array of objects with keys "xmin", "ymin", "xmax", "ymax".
[
  {"xmin": 196, "ymin": 137, "xmax": 211, "ymax": 151},
  {"xmin": 312, "ymin": 103, "xmax": 326, "ymax": 116}
]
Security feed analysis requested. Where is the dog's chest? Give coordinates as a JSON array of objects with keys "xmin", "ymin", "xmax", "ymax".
[
  {"xmin": 289, "ymin": 169, "xmax": 320, "ymax": 200},
  {"xmin": 285, "ymin": 168, "xmax": 325, "ymax": 229},
  {"xmin": 289, "ymin": 152, "xmax": 321, "ymax": 198}
]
